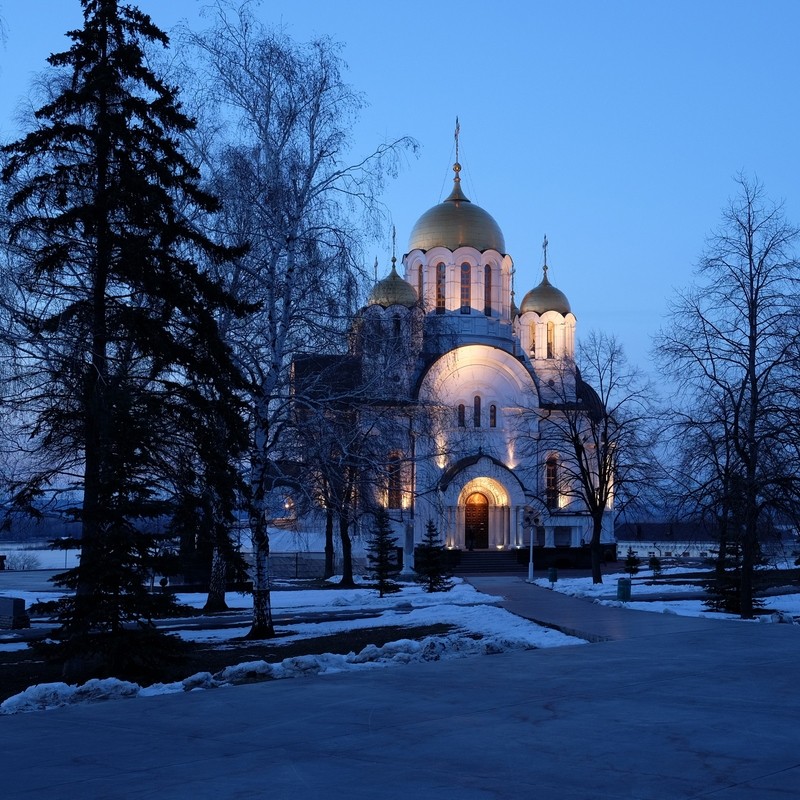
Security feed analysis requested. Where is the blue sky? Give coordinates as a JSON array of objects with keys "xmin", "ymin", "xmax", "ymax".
[{"xmin": 2, "ymin": 0, "xmax": 799, "ymax": 375}]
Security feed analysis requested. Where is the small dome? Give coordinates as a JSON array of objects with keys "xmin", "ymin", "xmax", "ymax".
[
  {"xmin": 520, "ymin": 268, "xmax": 571, "ymax": 315},
  {"xmin": 408, "ymin": 163, "xmax": 505, "ymax": 254},
  {"xmin": 368, "ymin": 262, "xmax": 418, "ymax": 308}
]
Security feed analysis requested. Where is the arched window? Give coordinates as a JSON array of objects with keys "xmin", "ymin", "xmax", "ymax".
[
  {"xmin": 546, "ymin": 321, "xmax": 555, "ymax": 359},
  {"xmin": 457, "ymin": 404, "xmax": 465, "ymax": 427},
  {"xmin": 387, "ymin": 451, "xmax": 403, "ymax": 509},
  {"xmin": 546, "ymin": 456, "xmax": 559, "ymax": 510},
  {"xmin": 417, "ymin": 263, "xmax": 424, "ymax": 301},
  {"xmin": 530, "ymin": 323, "xmax": 537, "ymax": 356},
  {"xmin": 489, "ymin": 404, "xmax": 497, "ymax": 428},
  {"xmin": 484, "ymin": 265, "xmax": 492, "ymax": 316},
  {"xmin": 473, "ymin": 395, "xmax": 481, "ymax": 427},
  {"xmin": 460, "ymin": 262, "xmax": 471, "ymax": 314},
  {"xmin": 436, "ymin": 262, "xmax": 446, "ymax": 313},
  {"xmin": 393, "ymin": 315, "xmax": 401, "ymax": 339}
]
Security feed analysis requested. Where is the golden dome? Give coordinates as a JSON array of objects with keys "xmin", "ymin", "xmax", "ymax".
[
  {"xmin": 408, "ymin": 163, "xmax": 505, "ymax": 253},
  {"xmin": 520, "ymin": 267, "xmax": 571, "ymax": 315},
  {"xmin": 368, "ymin": 261, "xmax": 418, "ymax": 308}
]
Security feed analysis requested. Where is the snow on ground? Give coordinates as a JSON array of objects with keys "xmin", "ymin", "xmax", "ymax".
[
  {"xmin": 3, "ymin": 566, "xmax": 799, "ymax": 715},
  {"xmin": 537, "ymin": 568, "xmax": 800, "ymax": 619},
  {"xmin": 0, "ymin": 579, "xmax": 583, "ymax": 715}
]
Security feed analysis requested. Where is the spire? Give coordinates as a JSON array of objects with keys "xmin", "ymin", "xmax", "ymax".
[
  {"xmin": 391, "ymin": 225, "xmax": 397, "ymax": 273},
  {"xmin": 542, "ymin": 234, "xmax": 550, "ymax": 282},
  {"xmin": 446, "ymin": 117, "xmax": 468, "ymax": 203},
  {"xmin": 511, "ymin": 261, "xmax": 516, "ymax": 305},
  {"xmin": 374, "ymin": 256, "xmax": 378, "ymax": 283}
]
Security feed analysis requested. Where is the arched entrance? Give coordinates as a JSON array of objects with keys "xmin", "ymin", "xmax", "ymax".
[{"xmin": 464, "ymin": 492, "xmax": 489, "ymax": 550}]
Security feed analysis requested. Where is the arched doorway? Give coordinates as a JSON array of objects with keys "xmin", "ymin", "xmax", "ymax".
[{"xmin": 464, "ymin": 492, "xmax": 489, "ymax": 550}]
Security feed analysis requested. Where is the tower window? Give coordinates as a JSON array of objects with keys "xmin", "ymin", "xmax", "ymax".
[
  {"xmin": 484, "ymin": 265, "xmax": 492, "ymax": 316},
  {"xmin": 457, "ymin": 404, "xmax": 465, "ymax": 427},
  {"xmin": 547, "ymin": 321, "xmax": 555, "ymax": 359},
  {"xmin": 530, "ymin": 323, "xmax": 537, "ymax": 356},
  {"xmin": 546, "ymin": 456, "xmax": 559, "ymax": 510},
  {"xmin": 489, "ymin": 404, "xmax": 497, "ymax": 428},
  {"xmin": 417, "ymin": 264, "xmax": 424, "ymax": 301},
  {"xmin": 460, "ymin": 262, "xmax": 471, "ymax": 314},
  {"xmin": 473, "ymin": 395, "xmax": 481, "ymax": 427},
  {"xmin": 387, "ymin": 451, "xmax": 403, "ymax": 509},
  {"xmin": 436, "ymin": 262, "xmax": 446, "ymax": 313}
]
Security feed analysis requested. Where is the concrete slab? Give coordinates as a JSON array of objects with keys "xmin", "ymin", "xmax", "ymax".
[{"xmin": 1, "ymin": 580, "xmax": 799, "ymax": 799}]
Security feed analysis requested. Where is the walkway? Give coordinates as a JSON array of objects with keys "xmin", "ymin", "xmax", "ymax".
[
  {"xmin": 2, "ymin": 576, "xmax": 799, "ymax": 798},
  {"xmin": 467, "ymin": 575, "xmax": 723, "ymax": 642}
]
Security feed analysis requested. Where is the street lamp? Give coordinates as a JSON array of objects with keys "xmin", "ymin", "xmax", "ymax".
[
  {"xmin": 527, "ymin": 526, "xmax": 535, "ymax": 582},
  {"xmin": 525, "ymin": 513, "xmax": 539, "ymax": 583}
]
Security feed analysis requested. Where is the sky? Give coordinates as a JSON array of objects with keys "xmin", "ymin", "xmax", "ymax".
[{"xmin": 2, "ymin": 0, "xmax": 799, "ymax": 376}]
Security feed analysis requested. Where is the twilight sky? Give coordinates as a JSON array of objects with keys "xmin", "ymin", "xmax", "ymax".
[{"xmin": 2, "ymin": 0, "xmax": 799, "ymax": 376}]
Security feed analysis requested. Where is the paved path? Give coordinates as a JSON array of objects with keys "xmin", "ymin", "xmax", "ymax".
[
  {"xmin": 2, "ymin": 577, "xmax": 800, "ymax": 799},
  {"xmin": 467, "ymin": 575, "xmax": 725, "ymax": 642}
]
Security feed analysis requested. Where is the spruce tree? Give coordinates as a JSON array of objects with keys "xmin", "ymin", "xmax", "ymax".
[
  {"xmin": 624, "ymin": 547, "xmax": 641, "ymax": 578},
  {"xmin": 415, "ymin": 520, "xmax": 453, "ymax": 593},
  {"xmin": 703, "ymin": 540, "xmax": 765, "ymax": 615},
  {"xmin": 1, "ymin": 0, "xmax": 248, "ymax": 680},
  {"xmin": 648, "ymin": 554, "xmax": 662, "ymax": 577},
  {"xmin": 367, "ymin": 508, "xmax": 400, "ymax": 598}
]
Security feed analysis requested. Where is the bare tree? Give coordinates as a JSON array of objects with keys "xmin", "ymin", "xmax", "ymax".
[
  {"xmin": 655, "ymin": 175, "xmax": 800, "ymax": 617},
  {"xmin": 531, "ymin": 332, "xmax": 661, "ymax": 583},
  {"xmin": 177, "ymin": 2, "xmax": 416, "ymax": 636}
]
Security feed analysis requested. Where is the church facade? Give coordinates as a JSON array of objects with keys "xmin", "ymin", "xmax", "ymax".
[{"xmin": 299, "ymin": 157, "xmax": 614, "ymax": 569}]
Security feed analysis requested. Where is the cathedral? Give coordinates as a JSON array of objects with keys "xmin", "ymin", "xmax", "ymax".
[{"xmin": 297, "ymin": 150, "xmax": 615, "ymax": 570}]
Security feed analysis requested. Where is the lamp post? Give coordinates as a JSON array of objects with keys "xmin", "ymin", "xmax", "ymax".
[{"xmin": 526, "ymin": 520, "xmax": 536, "ymax": 583}]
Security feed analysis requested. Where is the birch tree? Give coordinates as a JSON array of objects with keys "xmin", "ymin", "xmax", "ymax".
[{"xmin": 179, "ymin": 1, "xmax": 415, "ymax": 636}]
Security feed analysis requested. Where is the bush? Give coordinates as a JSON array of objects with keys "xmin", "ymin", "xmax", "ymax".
[{"xmin": 5, "ymin": 552, "xmax": 42, "ymax": 571}]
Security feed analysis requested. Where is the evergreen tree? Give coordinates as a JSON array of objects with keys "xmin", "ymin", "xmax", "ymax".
[
  {"xmin": 0, "ymin": 0, "xmax": 248, "ymax": 679},
  {"xmin": 415, "ymin": 520, "xmax": 453, "ymax": 593},
  {"xmin": 648, "ymin": 554, "xmax": 662, "ymax": 577},
  {"xmin": 367, "ymin": 508, "xmax": 400, "ymax": 598},
  {"xmin": 624, "ymin": 547, "xmax": 641, "ymax": 578},
  {"xmin": 703, "ymin": 540, "xmax": 765, "ymax": 615}
]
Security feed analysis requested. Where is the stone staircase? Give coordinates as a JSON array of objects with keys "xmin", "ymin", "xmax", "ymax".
[{"xmin": 448, "ymin": 549, "xmax": 527, "ymax": 575}]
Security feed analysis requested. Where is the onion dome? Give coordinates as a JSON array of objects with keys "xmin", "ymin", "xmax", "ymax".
[
  {"xmin": 367, "ymin": 258, "xmax": 418, "ymax": 308},
  {"xmin": 408, "ymin": 162, "xmax": 505, "ymax": 253},
  {"xmin": 520, "ymin": 266, "xmax": 571, "ymax": 315}
]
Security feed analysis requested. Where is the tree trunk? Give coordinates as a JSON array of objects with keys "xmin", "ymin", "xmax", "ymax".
[
  {"xmin": 203, "ymin": 546, "xmax": 228, "ymax": 612},
  {"xmin": 740, "ymin": 514, "xmax": 757, "ymax": 619},
  {"xmin": 590, "ymin": 515, "xmax": 604, "ymax": 584},
  {"xmin": 247, "ymin": 415, "xmax": 275, "ymax": 638},
  {"xmin": 324, "ymin": 506, "xmax": 335, "ymax": 579},
  {"xmin": 247, "ymin": 513, "xmax": 274, "ymax": 637},
  {"xmin": 338, "ymin": 513, "xmax": 355, "ymax": 587}
]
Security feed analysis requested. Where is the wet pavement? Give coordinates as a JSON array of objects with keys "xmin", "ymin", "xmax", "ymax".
[{"xmin": 2, "ymin": 575, "xmax": 799, "ymax": 798}]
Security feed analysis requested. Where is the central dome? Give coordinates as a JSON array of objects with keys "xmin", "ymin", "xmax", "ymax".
[{"xmin": 408, "ymin": 163, "xmax": 505, "ymax": 254}]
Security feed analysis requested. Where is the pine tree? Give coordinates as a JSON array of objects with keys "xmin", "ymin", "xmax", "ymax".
[
  {"xmin": 366, "ymin": 508, "xmax": 400, "ymax": 597},
  {"xmin": 415, "ymin": 520, "xmax": 453, "ymax": 593},
  {"xmin": 1, "ymin": 0, "xmax": 248, "ymax": 680},
  {"xmin": 703, "ymin": 539, "xmax": 765, "ymax": 615},
  {"xmin": 624, "ymin": 547, "xmax": 641, "ymax": 578},
  {"xmin": 648, "ymin": 554, "xmax": 662, "ymax": 577}
]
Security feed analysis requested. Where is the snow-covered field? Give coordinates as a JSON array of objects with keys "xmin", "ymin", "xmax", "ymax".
[
  {"xmin": 534, "ymin": 567, "xmax": 800, "ymax": 619},
  {"xmin": 2, "ymin": 562, "xmax": 798, "ymax": 716},
  {"xmin": 0, "ymin": 579, "xmax": 583, "ymax": 715}
]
